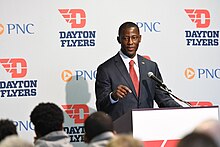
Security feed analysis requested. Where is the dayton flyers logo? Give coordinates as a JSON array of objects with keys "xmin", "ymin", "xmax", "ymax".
[
  {"xmin": 185, "ymin": 9, "xmax": 210, "ymax": 28},
  {"xmin": 59, "ymin": 9, "xmax": 86, "ymax": 29},
  {"xmin": 62, "ymin": 104, "xmax": 89, "ymax": 124},
  {"xmin": 0, "ymin": 58, "xmax": 27, "ymax": 78}
]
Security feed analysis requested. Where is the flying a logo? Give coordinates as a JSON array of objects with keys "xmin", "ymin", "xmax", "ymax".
[
  {"xmin": 0, "ymin": 58, "xmax": 27, "ymax": 78},
  {"xmin": 185, "ymin": 9, "xmax": 210, "ymax": 28},
  {"xmin": 185, "ymin": 68, "xmax": 195, "ymax": 80},
  {"xmin": 59, "ymin": 9, "xmax": 86, "ymax": 29},
  {"xmin": 62, "ymin": 104, "xmax": 89, "ymax": 124}
]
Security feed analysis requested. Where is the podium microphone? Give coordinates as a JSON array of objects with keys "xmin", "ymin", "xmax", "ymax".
[
  {"xmin": 147, "ymin": 72, "xmax": 192, "ymax": 107},
  {"xmin": 147, "ymin": 72, "xmax": 168, "ymax": 90}
]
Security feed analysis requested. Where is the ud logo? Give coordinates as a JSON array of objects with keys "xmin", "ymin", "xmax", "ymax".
[
  {"xmin": 0, "ymin": 58, "xmax": 27, "ymax": 78},
  {"xmin": 59, "ymin": 9, "xmax": 86, "ymax": 29},
  {"xmin": 185, "ymin": 9, "xmax": 210, "ymax": 28},
  {"xmin": 62, "ymin": 104, "xmax": 89, "ymax": 124}
]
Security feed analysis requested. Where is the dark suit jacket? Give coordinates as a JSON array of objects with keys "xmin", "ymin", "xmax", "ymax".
[{"xmin": 95, "ymin": 52, "xmax": 181, "ymax": 121}]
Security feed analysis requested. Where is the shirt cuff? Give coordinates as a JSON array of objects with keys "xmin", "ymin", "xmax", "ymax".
[{"xmin": 109, "ymin": 92, "xmax": 119, "ymax": 104}]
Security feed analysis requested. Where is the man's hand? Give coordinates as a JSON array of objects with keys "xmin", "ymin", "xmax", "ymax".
[{"xmin": 111, "ymin": 85, "xmax": 132, "ymax": 100}]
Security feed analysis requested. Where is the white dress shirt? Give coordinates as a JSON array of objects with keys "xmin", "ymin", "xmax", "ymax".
[{"xmin": 110, "ymin": 51, "xmax": 140, "ymax": 103}]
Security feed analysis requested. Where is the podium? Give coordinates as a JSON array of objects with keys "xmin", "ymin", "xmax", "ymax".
[{"xmin": 113, "ymin": 106, "xmax": 219, "ymax": 147}]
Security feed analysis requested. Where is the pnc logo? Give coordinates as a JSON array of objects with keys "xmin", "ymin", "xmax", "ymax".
[
  {"xmin": 185, "ymin": 9, "xmax": 210, "ymax": 28},
  {"xmin": 184, "ymin": 68, "xmax": 195, "ymax": 80},
  {"xmin": 61, "ymin": 69, "xmax": 96, "ymax": 82},
  {"xmin": 0, "ymin": 58, "xmax": 27, "ymax": 78},
  {"xmin": 59, "ymin": 9, "xmax": 86, "ymax": 29},
  {"xmin": 61, "ymin": 70, "xmax": 72, "ymax": 82},
  {"xmin": 62, "ymin": 104, "xmax": 89, "ymax": 124},
  {"xmin": 0, "ymin": 24, "xmax": 4, "ymax": 35}
]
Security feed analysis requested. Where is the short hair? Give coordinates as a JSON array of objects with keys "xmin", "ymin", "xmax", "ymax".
[
  {"xmin": 84, "ymin": 111, "xmax": 113, "ymax": 141},
  {"xmin": 193, "ymin": 119, "xmax": 220, "ymax": 146},
  {"xmin": 0, "ymin": 135, "xmax": 33, "ymax": 147},
  {"xmin": 30, "ymin": 102, "xmax": 64, "ymax": 137},
  {"xmin": 118, "ymin": 22, "xmax": 140, "ymax": 36},
  {"xmin": 0, "ymin": 119, "xmax": 17, "ymax": 142},
  {"xmin": 177, "ymin": 132, "xmax": 218, "ymax": 147},
  {"xmin": 107, "ymin": 134, "xmax": 143, "ymax": 147}
]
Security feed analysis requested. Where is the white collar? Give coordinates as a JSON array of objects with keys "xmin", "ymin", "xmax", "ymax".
[{"xmin": 119, "ymin": 50, "xmax": 138, "ymax": 65}]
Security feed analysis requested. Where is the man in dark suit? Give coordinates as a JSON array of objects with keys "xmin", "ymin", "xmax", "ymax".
[{"xmin": 95, "ymin": 21, "xmax": 182, "ymax": 121}]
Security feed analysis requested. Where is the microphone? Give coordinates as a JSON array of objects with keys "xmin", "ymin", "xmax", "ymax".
[
  {"xmin": 148, "ymin": 72, "xmax": 191, "ymax": 107},
  {"xmin": 147, "ymin": 72, "xmax": 167, "ymax": 89}
]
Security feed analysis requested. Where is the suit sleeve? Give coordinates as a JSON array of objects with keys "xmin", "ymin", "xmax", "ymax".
[{"xmin": 95, "ymin": 65, "xmax": 114, "ymax": 112}]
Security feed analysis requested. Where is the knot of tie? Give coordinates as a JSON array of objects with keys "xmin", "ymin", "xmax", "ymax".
[{"xmin": 129, "ymin": 60, "xmax": 135, "ymax": 66}]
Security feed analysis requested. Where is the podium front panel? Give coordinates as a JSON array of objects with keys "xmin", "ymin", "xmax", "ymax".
[{"xmin": 132, "ymin": 106, "xmax": 219, "ymax": 141}]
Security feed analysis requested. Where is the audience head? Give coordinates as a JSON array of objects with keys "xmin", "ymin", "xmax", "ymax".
[
  {"xmin": 177, "ymin": 132, "xmax": 218, "ymax": 147},
  {"xmin": 193, "ymin": 119, "xmax": 220, "ymax": 146},
  {"xmin": 107, "ymin": 134, "xmax": 143, "ymax": 147},
  {"xmin": 30, "ymin": 102, "xmax": 64, "ymax": 138},
  {"xmin": 0, "ymin": 135, "xmax": 33, "ymax": 147},
  {"xmin": 84, "ymin": 111, "xmax": 114, "ymax": 143},
  {"xmin": 0, "ymin": 119, "xmax": 17, "ymax": 142}
]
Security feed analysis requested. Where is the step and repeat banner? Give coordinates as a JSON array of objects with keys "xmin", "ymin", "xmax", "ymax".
[{"xmin": 0, "ymin": 0, "xmax": 219, "ymax": 146}]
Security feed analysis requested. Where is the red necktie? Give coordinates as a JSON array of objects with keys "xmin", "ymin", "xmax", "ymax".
[{"xmin": 129, "ymin": 60, "xmax": 139, "ymax": 96}]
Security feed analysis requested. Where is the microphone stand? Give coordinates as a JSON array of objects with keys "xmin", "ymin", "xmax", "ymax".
[{"xmin": 158, "ymin": 85, "xmax": 192, "ymax": 107}]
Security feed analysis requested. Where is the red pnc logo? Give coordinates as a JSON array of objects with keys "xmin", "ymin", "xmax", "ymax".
[
  {"xmin": 185, "ymin": 9, "xmax": 210, "ymax": 28},
  {"xmin": 0, "ymin": 58, "xmax": 27, "ymax": 78},
  {"xmin": 59, "ymin": 9, "xmax": 86, "ymax": 29},
  {"xmin": 62, "ymin": 104, "xmax": 89, "ymax": 124}
]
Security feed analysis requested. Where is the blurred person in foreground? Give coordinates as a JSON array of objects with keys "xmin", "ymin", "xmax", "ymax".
[
  {"xmin": 84, "ymin": 111, "xmax": 115, "ymax": 147},
  {"xmin": 30, "ymin": 102, "xmax": 73, "ymax": 147},
  {"xmin": 107, "ymin": 134, "xmax": 143, "ymax": 147},
  {"xmin": 177, "ymin": 132, "xmax": 218, "ymax": 147},
  {"xmin": 0, "ymin": 119, "xmax": 17, "ymax": 142},
  {"xmin": 193, "ymin": 119, "xmax": 220, "ymax": 146},
  {"xmin": 0, "ymin": 135, "xmax": 33, "ymax": 147}
]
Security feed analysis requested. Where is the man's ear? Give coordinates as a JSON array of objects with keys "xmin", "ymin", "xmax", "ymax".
[
  {"xmin": 117, "ymin": 36, "xmax": 121, "ymax": 44},
  {"xmin": 139, "ymin": 35, "xmax": 142, "ymax": 43}
]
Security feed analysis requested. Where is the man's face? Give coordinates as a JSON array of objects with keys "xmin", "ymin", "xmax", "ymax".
[{"xmin": 118, "ymin": 27, "xmax": 141, "ymax": 58}]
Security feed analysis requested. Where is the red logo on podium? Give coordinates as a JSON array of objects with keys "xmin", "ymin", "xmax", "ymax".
[{"xmin": 144, "ymin": 139, "xmax": 179, "ymax": 147}]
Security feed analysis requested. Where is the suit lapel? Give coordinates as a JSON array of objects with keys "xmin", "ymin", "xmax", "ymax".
[
  {"xmin": 114, "ymin": 53, "xmax": 138, "ymax": 98},
  {"xmin": 138, "ymin": 55, "xmax": 153, "ymax": 98}
]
